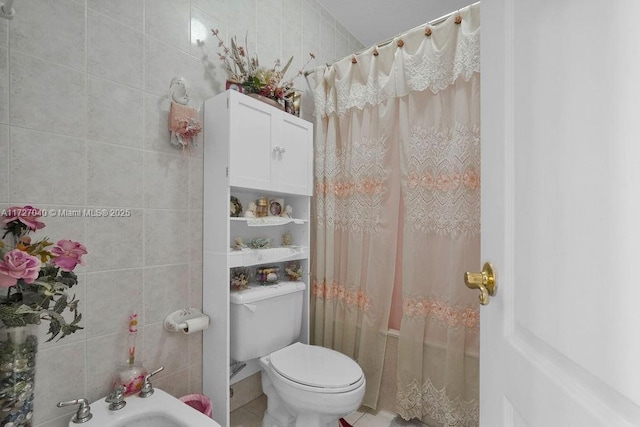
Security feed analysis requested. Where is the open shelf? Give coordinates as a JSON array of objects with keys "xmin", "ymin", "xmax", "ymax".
[
  {"xmin": 229, "ymin": 217, "xmax": 308, "ymax": 226},
  {"xmin": 228, "ymin": 246, "xmax": 310, "ymax": 268}
]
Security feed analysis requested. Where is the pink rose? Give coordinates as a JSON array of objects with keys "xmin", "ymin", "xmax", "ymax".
[
  {"xmin": 51, "ymin": 240, "xmax": 87, "ymax": 272},
  {"xmin": 0, "ymin": 249, "xmax": 42, "ymax": 288},
  {"xmin": 2, "ymin": 205, "xmax": 46, "ymax": 231}
]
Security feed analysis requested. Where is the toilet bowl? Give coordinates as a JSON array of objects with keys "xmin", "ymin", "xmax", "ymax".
[
  {"xmin": 228, "ymin": 283, "xmax": 366, "ymax": 426},
  {"xmin": 259, "ymin": 342, "xmax": 365, "ymax": 427}
]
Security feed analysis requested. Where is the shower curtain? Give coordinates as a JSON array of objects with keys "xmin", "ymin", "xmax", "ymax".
[{"xmin": 311, "ymin": 3, "xmax": 480, "ymax": 426}]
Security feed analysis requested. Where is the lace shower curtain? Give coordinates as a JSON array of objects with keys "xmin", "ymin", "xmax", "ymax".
[{"xmin": 311, "ymin": 4, "xmax": 480, "ymax": 425}]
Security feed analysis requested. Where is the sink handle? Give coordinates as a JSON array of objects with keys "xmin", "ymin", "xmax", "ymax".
[
  {"xmin": 139, "ymin": 366, "xmax": 164, "ymax": 398},
  {"xmin": 105, "ymin": 385, "xmax": 127, "ymax": 410},
  {"xmin": 57, "ymin": 398, "xmax": 93, "ymax": 424},
  {"xmin": 147, "ymin": 366, "xmax": 165, "ymax": 379}
]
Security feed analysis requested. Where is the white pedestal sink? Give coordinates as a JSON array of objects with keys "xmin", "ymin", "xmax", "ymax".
[{"xmin": 66, "ymin": 388, "xmax": 220, "ymax": 427}]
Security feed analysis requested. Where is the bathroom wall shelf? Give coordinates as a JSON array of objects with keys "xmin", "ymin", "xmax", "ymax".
[
  {"xmin": 202, "ymin": 90, "xmax": 313, "ymax": 427},
  {"xmin": 228, "ymin": 247, "xmax": 310, "ymax": 268},
  {"xmin": 229, "ymin": 217, "xmax": 308, "ymax": 225}
]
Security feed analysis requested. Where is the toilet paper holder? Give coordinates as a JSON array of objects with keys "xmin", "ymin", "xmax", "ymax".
[{"xmin": 164, "ymin": 308, "xmax": 210, "ymax": 333}]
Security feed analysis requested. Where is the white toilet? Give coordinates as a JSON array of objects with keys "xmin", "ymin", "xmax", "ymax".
[{"xmin": 230, "ymin": 282, "xmax": 365, "ymax": 427}]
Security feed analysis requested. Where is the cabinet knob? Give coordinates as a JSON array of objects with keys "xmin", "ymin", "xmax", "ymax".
[{"xmin": 279, "ymin": 147, "xmax": 286, "ymax": 154}]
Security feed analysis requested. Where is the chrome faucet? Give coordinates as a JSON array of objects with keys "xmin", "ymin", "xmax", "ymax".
[
  {"xmin": 139, "ymin": 366, "xmax": 165, "ymax": 398},
  {"xmin": 105, "ymin": 385, "xmax": 126, "ymax": 410},
  {"xmin": 57, "ymin": 398, "xmax": 93, "ymax": 423}
]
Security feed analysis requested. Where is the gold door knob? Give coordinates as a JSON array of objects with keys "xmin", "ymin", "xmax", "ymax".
[{"xmin": 464, "ymin": 262, "xmax": 497, "ymax": 305}]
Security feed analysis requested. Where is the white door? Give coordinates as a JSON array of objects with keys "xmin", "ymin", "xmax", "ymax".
[{"xmin": 480, "ymin": 0, "xmax": 640, "ymax": 425}]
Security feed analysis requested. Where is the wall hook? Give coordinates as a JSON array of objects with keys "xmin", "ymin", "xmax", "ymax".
[{"xmin": 0, "ymin": 0, "xmax": 16, "ymax": 20}]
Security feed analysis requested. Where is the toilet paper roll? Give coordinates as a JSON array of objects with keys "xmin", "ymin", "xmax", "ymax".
[{"xmin": 182, "ymin": 316, "xmax": 210, "ymax": 334}]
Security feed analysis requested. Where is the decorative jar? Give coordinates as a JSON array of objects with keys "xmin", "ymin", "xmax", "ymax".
[
  {"xmin": 256, "ymin": 266, "xmax": 280, "ymax": 284},
  {"xmin": 114, "ymin": 362, "xmax": 147, "ymax": 396},
  {"xmin": 256, "ymin": 197, "xmax": 268, "ymax": 217}
]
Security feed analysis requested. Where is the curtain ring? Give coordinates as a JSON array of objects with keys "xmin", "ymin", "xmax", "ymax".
[
  {"xmin": 351, "ymin": 55, "xmax": 358, "ymax": 64},
  {"xmin": 424, "ymin": 27, "xmax": 432, "ymax": 37},
  {"xmin": 373, "ymin": 47, "xmax": 379, "ymax": 56},
  {"xmin": 397, "ymin": 39, "xmax": 404, "ymax": 48},
  {"xmin": 455, "ymin": 15, "xmax": 462, "ymax": 24}
]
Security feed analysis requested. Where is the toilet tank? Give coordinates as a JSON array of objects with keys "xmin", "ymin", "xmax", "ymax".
[{"xmin": 230, "ymin": 281, "xmax": 306, "ymax": 362}]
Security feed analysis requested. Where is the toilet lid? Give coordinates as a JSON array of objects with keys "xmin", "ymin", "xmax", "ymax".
[{"xmin": 269, "ymin": 342, "xmax": 363, "ymax": 389}]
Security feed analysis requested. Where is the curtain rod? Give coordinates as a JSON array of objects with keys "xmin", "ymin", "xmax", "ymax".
[{"xmin": 304, "ymin": 1, "xmax": 480, "ymax": 77}]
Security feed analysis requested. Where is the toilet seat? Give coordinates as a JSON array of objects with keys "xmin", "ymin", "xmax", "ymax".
[{"xmin": 269, "ymin": 342, "xmax": 364, "ymax": 393}]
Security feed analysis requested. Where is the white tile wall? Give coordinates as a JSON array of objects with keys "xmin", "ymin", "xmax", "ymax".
[
  {"xmin": 143, "ymin": 151, "xmax": 189, "ymax": 209},
  {"xmin": 0, "ymin": 14, "xmax": 7, "ymax": 47},
  {"xmin": 145, "ymin": 37, "xmax": 194, "ymax": 98},
  {"xmin": 9, "ymin": 128, "xmax": 86, "ymax": 204},
  {"xmin": 86, "ymin": 141, "xmax": 144, "ymax": 207},
  {"xmin": 10, "ymin": 53, "xmax": 86, "ymax": 137},
  {"xmin": 87, "ymin": 0, "xmax": 145, "ymax": 32},
  {"xmin": 35, "ymin": 341, "xmax": 87, "ymax": 424},
  {"xmin": 144, "ymin": 209, "xmax": 191, "ymax": 266},
  {"xmin": 0, "ymin": 46, "xmax": 9, "ymax": 124},
  {"xmin": 190, "ymin": 5, "xmax": 225, "ymax": 59},
  {"xmin": 87, "ymin": 77, "xmax": 144, "ymax": 148},
  {"xmin": 87, "ymin": 11, "xmax": 144, "ymax": 89},
  {"xmin": 0, "ymin": 124, "xmax": 7, "ymax": 200},
  {"xmin": 85, "ymin": 268, "xmax": 144, "ymax": 337},
  {"xmin": 9, "ymin": 0, "xmax": 85, "ymax": 71},
  {"xmin": 85, "ymin": 211, "xmax": 144, "ymax": 271},
  {"xmin": 191, "ymin": 0, "xmax": 227, "ymax": 18},
  {"xmin": 1, "ymin": 1, "xmax": 363, "ymax": 426},
  {"xmin": 256, "ymin": 5, "xmax": 282, "ymax": 63},
  {"xmin": 143, "ymin": 322, "xmax": 190, "ymax": 378},
  {"xmin": 145, "ymin": 0, "xmax": 191, "ymax": 53},
  {"xmin": 143, "ymin": 264, "xmax": 190, "ymax": 324}
]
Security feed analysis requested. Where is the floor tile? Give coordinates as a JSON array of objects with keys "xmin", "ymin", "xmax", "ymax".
[
  {"xmin": 344, "ymin": 405, "xmax": 369, "ymax": 425},
  {"xmin": 353, "ymin": 409, "xmax": 396, "ymax": 426},
  {"xmin": 243, "ymin": 394, "xmax": 267, "ymax": 418},
  {"xmin": 230, "ymin": 407, "xmax": 262, "ymax": 427},
  {"xmin": 231, "ymin": 399, "xmax": 417, "ymax": 427}
]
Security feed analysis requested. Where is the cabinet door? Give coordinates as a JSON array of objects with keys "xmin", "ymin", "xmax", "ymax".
[
  {"xmin": 228, "ymin": 93, "xmax": 276, "ymax": 191},
  {"xmin": 277, "ymin": 115, "xmax": 313, "ymax": 195}
]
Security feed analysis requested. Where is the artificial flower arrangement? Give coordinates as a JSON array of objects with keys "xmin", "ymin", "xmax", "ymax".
[
  {"xmin": 212, "ymin": 29, "xmax": 315, "ymax": 102},
  {"xmin": 0, "ymin": 206, "xmax": 86, "ymax": 341}
]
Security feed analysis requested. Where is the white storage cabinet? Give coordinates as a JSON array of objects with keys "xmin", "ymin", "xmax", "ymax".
[{"xmin": 202, "ymin": 90, "xmax": 313, "ymax": 427}]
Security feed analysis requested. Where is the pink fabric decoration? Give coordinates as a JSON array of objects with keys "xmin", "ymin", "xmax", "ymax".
[
  {"xmin": 169, "ymin": 102, "xmax": 197, "ymax": 132},
  {"xmin": 169, "ymin": 102, "xmax": 202, "ymax": 152}
]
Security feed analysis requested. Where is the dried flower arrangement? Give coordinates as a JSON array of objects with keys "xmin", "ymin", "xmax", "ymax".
[
  {"xmin": 231, "ymin": 268, "xmax": 250, "ymax": 290},
  {"xmin": 212, "ymin": 29, "xmax": 315, "ymax": 102}
]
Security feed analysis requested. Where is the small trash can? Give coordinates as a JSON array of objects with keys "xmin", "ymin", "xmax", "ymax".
[{"xmin": 179, "ymin": 393, "xmax": 213, "ymax": 418}]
